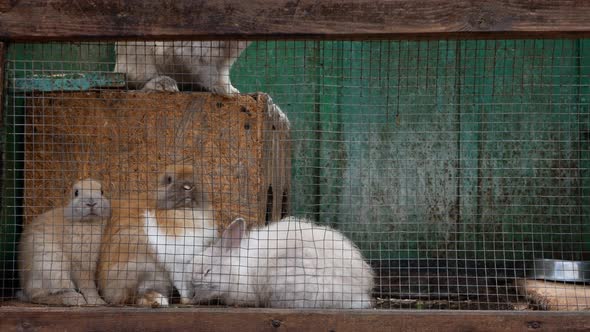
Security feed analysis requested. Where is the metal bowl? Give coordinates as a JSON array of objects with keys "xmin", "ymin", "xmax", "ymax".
[{"xmin": 527, "ymin": 259, "xmax": 590, "ymax": 283}]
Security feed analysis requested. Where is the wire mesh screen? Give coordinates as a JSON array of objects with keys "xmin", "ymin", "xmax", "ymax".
[{"xmin": 1, "ymin": 40, "xmax": 589, "ymax": 310}]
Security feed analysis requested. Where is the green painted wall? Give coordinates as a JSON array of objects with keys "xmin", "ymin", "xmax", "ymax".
[
  {"xmin": 232, "ymin": 40, "xmax": 590, "ymax": 261},
  {"xmin": 2, "ymin": 40, "xmax": 589, "ymax": 266}
]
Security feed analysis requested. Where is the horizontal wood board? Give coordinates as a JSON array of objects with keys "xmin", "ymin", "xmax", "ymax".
[
  {"xmin": 0, "ymin": 307, "xmax": 589, "ymax": 332},
  {"xmin": 1, "ymin": 1, "xmax": 590, "ymax": 41}
]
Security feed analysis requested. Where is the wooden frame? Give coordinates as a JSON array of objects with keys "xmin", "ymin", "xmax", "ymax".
[
  {"xmin": 1, "ymin": 307, "xmax": 590, "ymax": 332},
  {"xmin": 0, "ymin": 0, "xmax": 590, "ymax": 41},
  {"xmin": 1, "ymin": 0, "xmax": 590, "ymax": 330}
]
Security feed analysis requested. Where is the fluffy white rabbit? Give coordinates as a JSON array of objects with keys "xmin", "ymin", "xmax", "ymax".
[
  {"xmin": 190, "ymin": 216, "xmax": 375, "ymax": 309},
  {"xmin": 143, "ymin": 208, "xmax": 217, "ymax": 304}
]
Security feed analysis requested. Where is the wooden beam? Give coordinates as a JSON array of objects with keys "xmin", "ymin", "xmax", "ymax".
[
  {"xmin": 0, "ymin": 42, "xmax": 8, "ymax": 124},
  {"xmin": 1, "ymin": 1, "xmax": 590, "ymax": 41},
  {"xmin": 0, "ymin": 42, "xmax": 5, "ymax": 127},
  {"xmin": 1, "ymin": 307, "xmax": 590, "ymax": 332},
  {"xmin": 0, "ymin": 41, "xmax": 6, "ymax": 220}
]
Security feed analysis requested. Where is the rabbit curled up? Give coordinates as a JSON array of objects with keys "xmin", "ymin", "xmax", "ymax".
[{"xmin": 145, "ymin": 216, "xmax": 375, "ymax": 309}]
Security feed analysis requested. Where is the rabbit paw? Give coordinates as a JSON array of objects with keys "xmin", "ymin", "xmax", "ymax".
[
  {"xmin": 60, "ymin": 291, "xmax": 88, "ymax": 306},
  {"xmin": 141, "ymin": 76, "xmax": 180, "ymax": 92},
  {"xmin": 136, "ymin": 290, "xmax": 169, "ymax": 308},
  {"xmin": 84, "ymin": 295, "xmax": 107, "ymax": 306},
  {"xmin": 210, "ymin": 83, "xmax": 240, "ymax": 97},
  {"xmin": 180, "ymin": 297, "xmax": 193, "ymax": 305}
]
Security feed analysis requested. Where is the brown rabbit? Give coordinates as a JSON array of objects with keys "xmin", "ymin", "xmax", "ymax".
[
  {"xmin": 98, "ymin": 164, "xmax": 213, "ymax": 306},
  {"xmin": 19, "ymin": 179, "xmax": 111, "ymax": 306}
]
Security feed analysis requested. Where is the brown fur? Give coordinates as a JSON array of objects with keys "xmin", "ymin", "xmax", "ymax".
[
  {"xmin": 97, "ymin": 164, "xmax": 210, "ymax": 306},
  {"xmin": 154, "ymin": 209, "xmax": 201, "ymax": 237}
]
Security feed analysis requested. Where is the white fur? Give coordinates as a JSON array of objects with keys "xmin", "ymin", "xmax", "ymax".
[
  {"xmin": 191, "ymin": 216, "xmax": 375, "ymax": 309},
  {"xmin": 143, "ymin": 209, "xmax": 217, "ymax": 303},
  {"xmin": 115, "ymin": 41, "xmax": 250, "ymax": 95}
]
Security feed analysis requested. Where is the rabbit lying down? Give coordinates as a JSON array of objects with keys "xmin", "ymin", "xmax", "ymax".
[
  {"xmin": 143, "ymin": 208, "xmax": 217, "ymax": 305},
  {"xmin": 145, "ymin": 215, "xmax": 375, "ymax": 309}
]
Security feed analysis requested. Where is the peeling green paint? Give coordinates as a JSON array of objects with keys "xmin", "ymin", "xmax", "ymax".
[
  {"xmin": 11, "ymin": 72, "xmax": 125, "ymax": 92},
  {"xmin": 233, "ymin": 40, "xmax": 590, "ymax": 261}
]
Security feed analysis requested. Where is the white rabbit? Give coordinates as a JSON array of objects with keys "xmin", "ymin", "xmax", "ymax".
[
  {"xmin": 19, "ymin": 179, "xmax": 111, "ymax": 306},
  {"xmin": 190, "ymin": 216, "xmax": 375, "ymax": 309},
  {"xmin": 115, "ymin": 41, "xmax": 250, "ymax": 95},
  {"xmin": 143, "ymin": 208, "xmax": 217, "ymax": 304}
]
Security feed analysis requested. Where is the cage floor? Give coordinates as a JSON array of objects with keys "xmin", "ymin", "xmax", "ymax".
[{"xmin": 1, "ymin": 276, "xmax": 530, "ymax": 311}]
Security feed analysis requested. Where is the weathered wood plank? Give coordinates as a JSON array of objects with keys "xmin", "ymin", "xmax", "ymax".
[
  {"xmin": 1, "ymin": 1, "xmax": 590, "ymax": 41},
  {"xmin": 0, "ymin": 42, "xmax": 5, "ymax": 125},
  {"xmin": 0, "ymin": 41, "xmax": 12, "ymax": 298},
  {"xmin": 235, "ymin": 41, "xmax": 462, "ymax": 259},
  {"xmin": 580, "ymin": 40, "xmax": 590, "ymax": 258},
  {"xmin": 234, "ymin": 39, "xmax": 589, "ymax": 262},
  {"xmin": 334, "ymin": 40, "xmax": 460, "ymax": 259},
  {"xmin": 0, "ymin": 41, "xmax": 24, "ymax": 299},
  {"xmin": 10, "ymin": 72, "xmax": 125, "ymax": 92},
  {"xmin": 454, "ymin": 40, "xmax": 586, "ymax": 262},
  {"xmin": 456, "ymin": 40, "xmax": 488, "ymax": 260},
  {"xmin": 7, "ymin": 43, "xmax": 115, "ymax": 76},
  {"xmin": 1, "ymin": 307, "xmax": 590, "ymax": 332},
  {"xmin": 317, "ymin": 41, "xmax": 343, "ymax": 229},
  {"xmin": 477, "ymin": 40, "xmax": 583, "ymax": 261}
]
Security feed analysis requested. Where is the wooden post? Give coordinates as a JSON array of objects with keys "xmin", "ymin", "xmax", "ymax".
[
  {"xmin": 0, "ymin": 42, "xmax": 5, "ymax": 129},
  {"xmin": 0, "ymin": 41, "xmax": 6, "ymax": 208}
]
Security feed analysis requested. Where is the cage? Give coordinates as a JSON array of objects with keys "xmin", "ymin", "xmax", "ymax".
[{"xmin": 0, "ymin": 1, "xmax": 590, "ymax": 331}]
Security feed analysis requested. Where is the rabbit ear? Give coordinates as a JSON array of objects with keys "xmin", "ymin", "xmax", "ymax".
[{"xmin": 221, "ymin": 218, "xmax": 246, "ymax": 250}]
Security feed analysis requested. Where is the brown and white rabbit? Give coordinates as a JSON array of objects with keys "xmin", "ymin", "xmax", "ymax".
[
  {"xmin": 142, "ymin": 195, "xmax": 217, "ymax": 304},
  {"xmin": 190, "ymin": 216, "xmax": 375, "ymax": 309},
  {"xmin": 19, "ymin": 179, "xmax": 111, "ymax": 306},
  {"xmin": 98, "ymin": 164, "xmax": 215, "ymax": 306},
  {"xmin": 115, "ymin": 41, "xmax": 250, "ymax": 95}
]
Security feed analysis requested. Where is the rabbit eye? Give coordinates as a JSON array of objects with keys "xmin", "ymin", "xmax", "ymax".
[
  {"xmin": 167, "ymin": 176, "xmax": 173, "ymax": 184},
  {"xmin": 74, "ymin": 190, "xmax": 79, "ymax": 197},
  {"xmin": 204, "ymin": 269, "xmax": 211, "ymax": 276},
  {"xmin": 101, "ymin": 190, "xmax": 104, "ymax": 195}
]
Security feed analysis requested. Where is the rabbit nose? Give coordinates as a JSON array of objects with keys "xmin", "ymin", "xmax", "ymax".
[
  {"xmin": 86, "ymin": 202, "xmax": 97, "ymax": 208},
  {"xmin": 183, "ymin": 183, "xmax": 194, "ymax": 191}
]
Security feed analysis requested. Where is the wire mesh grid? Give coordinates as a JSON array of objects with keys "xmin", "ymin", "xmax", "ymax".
[{"xmin": 0, "ymin": 40, "xmax": 589, "ymax": 310}]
